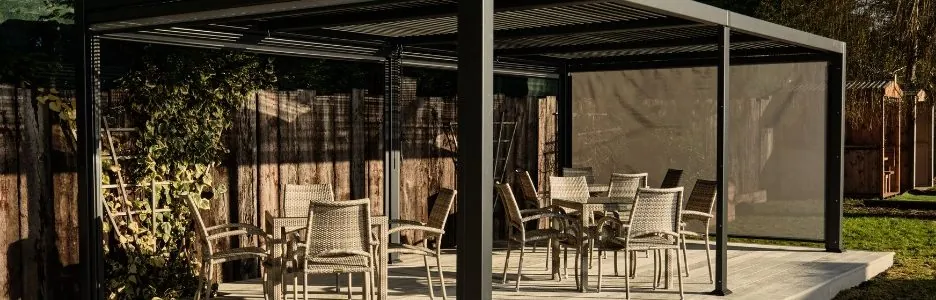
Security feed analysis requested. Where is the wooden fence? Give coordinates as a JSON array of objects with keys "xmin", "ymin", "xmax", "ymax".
[{"xmin": 0, "ymin": 82, "xmax": 557, "ymax": 295}]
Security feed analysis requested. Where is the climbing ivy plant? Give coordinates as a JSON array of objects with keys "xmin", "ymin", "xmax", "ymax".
[{"xmin": 100, "ymin": 47, "xmax": 275, "ymax": 300}]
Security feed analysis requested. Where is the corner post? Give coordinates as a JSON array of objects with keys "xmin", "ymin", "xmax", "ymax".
[
  {"xmin": 712, "ymin": 25, "xmax": 733, "ymax": 296},
  {"xmin": 825, "ymin": 50, "xmax": 845, "ymax": 253},
  {"xmin": 456, "ymin": 0, "xmax": 494, "ymax": 298},
  {"xmin": 557, "ymin": 64, "xmax": 573, "ymax": 169},
  {"xmin": 76, "ymin": 0, "xmax": 104, "ymax": 298},
  {"xmin": 383, "ymin": 42, "xmax": 403, "ymax": 262}
]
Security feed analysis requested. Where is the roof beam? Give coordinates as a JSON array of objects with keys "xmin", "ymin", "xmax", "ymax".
[
  {"xmin": 89, "ymin": 0, "xmax": 376, "ymax": 31},
  {"xmin": 400, "ymin": 17, "xmax": 701, "ymax": 45},
  {"xmin": 495, "ymin": 33, "xmax": 766, "ymax": 57},
  {"xmin": 263, "ymin": 0, "xmax": 606, "ymax": 32},
  {"xmin": 567, "ymin": 46, "xmax": 819, "ymax": 66}
]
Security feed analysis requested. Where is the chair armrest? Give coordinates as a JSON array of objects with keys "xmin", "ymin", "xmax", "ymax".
[
  {"xmin": 520, "ymin": 210, "xmax": 566, "ymax": 223},
  {"xmin": 682, "ymin": 210, "xmax": 713, "ymax": 219},
  {"xmin": 313, "ymin": 249, "xmax": 374, "ymax": 259},
  {"xmin": 390, "ymin": 219, "xmax": 426, "ymax": 227},
  {"xmin": 387, "ymin": 224, "xmax": 445, "ymax": 236},
  {"xmin": 206, "ymin": 223, "xmax": 270, "ymax": 241}
]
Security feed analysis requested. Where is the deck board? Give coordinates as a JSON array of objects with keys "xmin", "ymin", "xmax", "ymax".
[{"xmin": 216, "ymin": 242, "xmax": 893, "ymax": 300}]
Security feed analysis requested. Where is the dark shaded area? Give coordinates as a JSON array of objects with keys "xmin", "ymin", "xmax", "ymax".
[{"xmin": 846, "ymin": 199, "xmax": 936, "ymax": 219}]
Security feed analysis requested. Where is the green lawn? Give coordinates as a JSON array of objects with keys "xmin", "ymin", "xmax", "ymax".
[
  {"xmin": 888, "ymin": 189, "xmax": 936, "ymax": 201},
  {"xmin": 737, "ymin": 200, "xmax": 936, "ymax": 300},
  {"xmin": 832, "ymin": 200, "xmax": 936, "ymax": 300}
]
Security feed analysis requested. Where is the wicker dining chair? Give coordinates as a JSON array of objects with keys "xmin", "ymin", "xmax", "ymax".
[
  {"xmin": 187, "ymin": 197, "xmax": 272, "ymax": 300},
  {"xmin": 515, "ymin": 169, "xmax": 556, "ymax": 270},
  {"xmin": 286, "ymin": 199, "xmax": 376, "ymax": 300},
  {"xmin": 659, "ymin": 168, "xmax": 684, "ymax": 188},
  {"xmin": 386, "ymin": 188, "xmax": 457, "ymax": 300},
  {"xmin": 562, "ymin": 167, "xmax": 596, "ymax": 184},
  {"xmin": 496, "ymin": 182, "xmax": 574, "ymax": 291},
  {"xmin": 595, "ymin": 187, "xmax": 686, "ymax": 299},
  {"xmin": 548, "ymin": 175, "xmax": 597, "ymax": 280},
  {"xmin": 679, "ymin": 179, "xmax": 717, "ymax": 283},
  {"xmin": 605, "ymin": 172, "xmax": 648, "ymax": 276},
  {"xmin": 280, "ymin": 183, "xmax": 351, "ymax": 296},
  {"xmin": 282, "ymin": 184, "xmax": 335, "ymax": 217}
]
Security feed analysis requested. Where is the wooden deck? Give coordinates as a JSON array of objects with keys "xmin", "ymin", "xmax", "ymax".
[{"xmin": 216, "ymin": 242, "xmax": 893, "ymax": 300}]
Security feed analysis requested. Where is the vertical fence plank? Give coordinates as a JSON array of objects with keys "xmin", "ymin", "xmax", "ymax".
[
  {"xmin": 296, "ymin": 90, "xmax": 316, "ymax": 185},
  {"xmin": 0, "ymin": 85, "xmax": 23, "ymax": 299},
  {"xmin": 233, "ymin": 91, "xmax": 259, "ymax": 278},
  {"xmin": 257, "ymin": 90, "xmax": 280, "ymax": 236},
  {"xmin": 313, "ymin": 94, "xmax": 334, "ymax": 197},
  {"xmin": 18, "ymin": 87, "xmax": 44, "ymax": 300},
  {"xmin": 333, "ymin": 94, "xmax": 351, "ymax": 201},
  {"xmin": 365, "ymin": 94, "xmax": 384, "ymax": 215},
  {"xmin": 350, "ymin": 90, "xmax": 366, "ymax": 199},
  {"xmin": 539, "ymin": 96, "xmax": 558, "ymax": 192}
]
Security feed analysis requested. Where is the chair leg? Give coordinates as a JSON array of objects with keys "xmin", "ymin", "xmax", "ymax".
[
  {"xmin": 261, "ymin": 264, "xmax": 270, "ymax": 300},
  {"xmin": 292, "ymin": 272, "xmax": 298, "ymax": 300},
  {"xmin": 502, "ymin": 242, "xmax": 512, "ymax": 284},
  {"xmin": 424, "ymin": 256, "xmax": 436, "ymax": 299},
  {"xmin": 630, "ymin": 250, "xmax": 637, "ymax": 278},
  {"xmin": 681, "ymin": 237, "xmax": 690, "ymax": 277},
  {"xmin": 303, "ymin": 271, "xmax": 309, "ymax": 300},
  {"xmin": 573, "ymin": 245, "xmax": 580, "ymax": 289},
  {"xmin": 705, "ymin": 227, "xmax": 714, "ymax": 284},
  {"xmin": 613, "ymin": 251, "xmax": 619, "ymax": 276},
  {"xmin": 545, "ymin": 239, "xmax": 552, "ymax": 271},
  {"xmin": 563, "ymin": 246, "xmax": 569, "ymax": 280},
  {"xmin": 195, "ymin": 262, "xmax": 207, "ymax": 300},
  {"xmin": 597, "ymin": 250, "xmax": 603, "ymax": 292},
  {"xmin": 347, "ymin": 274, "xmax": 353, "ymax": 300},
  {"xmin": 623, "ymin": 249, "xmax": 630, "ymax": 300},
  {"xmin": 436, "ymin": 254, "xmax": 448, "ymax": 300},
  {"xmin": 652, "ymin": 250, "xmax": 659, "ymax": 290},
  {"xmin": 515, "ymin": 245, "xmax": 526, "ymax": 292},
  {"xmin": 363, "ymin": 272, "xmax": 372, "ymax": 300},
  {"xmin": 676, "ymin": 240, "xmax": 685, "ymax": 299},
  {"xmin": 205, "ymin": 263, "xmax": 213, "ymax": 300}
]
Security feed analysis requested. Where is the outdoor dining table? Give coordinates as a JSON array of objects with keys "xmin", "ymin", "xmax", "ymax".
[
  {"xmin": 264, "ymin": 211, "xmax": 389, "ymax": 300},
  {"xmin": 551, "ymin": 196, "xmax": 633, "ymax": 292}
]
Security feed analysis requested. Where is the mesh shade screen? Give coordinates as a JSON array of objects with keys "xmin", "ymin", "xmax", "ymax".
[
  {"xmin": 727, "ymin": 62, "xmax": 827, "ymax": 240},
  {"xmin": 571, "ymin": 68, "xmax": 717, "ymax": 199},
  {"xmin": 572, "ymin": 62, "xmax": 828, "ymax": 241}
]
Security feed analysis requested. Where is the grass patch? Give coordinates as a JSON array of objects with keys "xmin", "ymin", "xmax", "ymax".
[
  {"xmin": 888, "ymin": 188, "xmax": 936, "ymax": 201},
  {"xmin": 739, "ymin": 199, "xmax": 936, "ymax": 299}
]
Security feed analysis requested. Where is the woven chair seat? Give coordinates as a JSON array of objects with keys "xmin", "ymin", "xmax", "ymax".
[
  {"xmin": 514, "ymin": 228, "xmax": 574, "ymax": 244},
  {"xmin": 210, "ymin": 247, "xmax": 268, "ymax": 264},
  {"xmin": 387, "ymin": 242, "xmax": 435, "ymax": 256},
  {"xmin": 679, "ymin": 230, "xmax": 703, "ymax": 237}
]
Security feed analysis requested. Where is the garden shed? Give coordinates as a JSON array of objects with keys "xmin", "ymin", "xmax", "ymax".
[
  {"xmin": 844, "ymin": 80, "xmax": 903, "ymax": 198},
  {"xmin": 911, "ymin": 89, "xmax": 932, "ymax": 188}
]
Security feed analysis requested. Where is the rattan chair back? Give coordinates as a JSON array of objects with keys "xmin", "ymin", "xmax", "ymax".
[
  {"xmin": 283, "ymin": 183, "xmax": 334, "ymax": 218},
  {"xmin": 303, "ymin": 199, "xmax": 372, "ymax": 257}
]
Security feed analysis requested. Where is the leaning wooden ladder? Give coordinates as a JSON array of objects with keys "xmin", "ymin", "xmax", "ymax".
[{"xmin": 493, "ymin": 111, "xmax": 521, "ymax": 185}]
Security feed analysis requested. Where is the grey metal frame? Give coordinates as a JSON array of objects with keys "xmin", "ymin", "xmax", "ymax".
[
  {"xmin": 714, "ymin": 26, "xmax": 732, "ymax": 296},
  {"xmin": 826, "ymin": 52, "xmax": 846, "ymax": 253},
  {"xmin": 383, "ymin": 42, "xmax": 403, "ymax": 263},
  {"xmin": 77, "ymin": 0, "xmax": 104, "ymax": 297},
  {"xmin": 76, "ymin": 1, "xmax": 846, "ymax": 300},
  {"xmin": 456, "ymin": 1, "xmax": 494, "ymax": 299}
]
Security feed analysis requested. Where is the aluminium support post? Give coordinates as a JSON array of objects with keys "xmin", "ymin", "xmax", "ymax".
[
  {"xmin": 383, "ymin": 42, "xmax": 403, "ymax": 263},
  {"xmin": 557, "ymin": 64, "xmax": 573, "ymax": 169},
  {"xmin": 456, "ymin": 0, "xmax": 494, "ymax": 299},
  {"xmin": 712, "ymin": 26, "xmax": 732, "ymax": 296},
  {"xmin": 825, "ymin": 50, "xmax": 845, "ymax": 253},
  {"xmin": 77, "ymin": 0, "xmax": 104, "ymax": 298}
]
